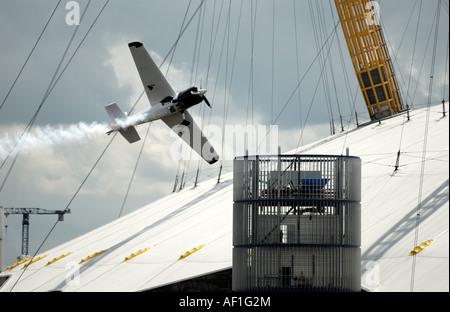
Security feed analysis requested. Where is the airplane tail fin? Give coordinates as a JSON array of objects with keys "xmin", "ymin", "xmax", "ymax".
[{"xmin": 105, "ymin": 103, "xmax": 141, "ymax": 144}]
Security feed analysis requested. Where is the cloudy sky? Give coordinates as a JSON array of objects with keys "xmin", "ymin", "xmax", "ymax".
[{"xmin": 0, "ymin": 0, "xmax": 448, "ymax": 268}]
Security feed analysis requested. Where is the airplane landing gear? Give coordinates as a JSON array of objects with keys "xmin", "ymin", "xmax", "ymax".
[{"xmin": 181, "ymin": 112, "xmax": 190, "ymax": 126}]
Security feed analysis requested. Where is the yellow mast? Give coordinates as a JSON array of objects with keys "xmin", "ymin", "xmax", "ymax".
[{"xmin": 335, "ymin": 0, "xmax": 404, "ymax": 120}]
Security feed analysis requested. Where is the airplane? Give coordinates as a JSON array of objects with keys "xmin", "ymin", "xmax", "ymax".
[{"xmin": 105, "ymin": 42, "xmax": 219, "ymax": 164}]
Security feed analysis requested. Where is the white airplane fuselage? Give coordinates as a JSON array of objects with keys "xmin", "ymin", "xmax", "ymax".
[{"xmin": 109, "ymin": 87, "xmax": 207, "ymax": 131}]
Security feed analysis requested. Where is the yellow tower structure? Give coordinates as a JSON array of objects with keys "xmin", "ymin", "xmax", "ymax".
[{"xmin": 335, "ymin": 0, "xmax": 404, "ymax": 120}]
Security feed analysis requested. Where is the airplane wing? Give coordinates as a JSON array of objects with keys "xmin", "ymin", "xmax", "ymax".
[
  {"xmin": 128, "ymin": 42, "xmax": 175, "ymax": 106},
  {"xmin": 162, "ymin": 111, "xmax": 219, "ymax": 165},
  {"xmin": 128, "ymin": 41, "xmax": 219, "ymax": 164}
]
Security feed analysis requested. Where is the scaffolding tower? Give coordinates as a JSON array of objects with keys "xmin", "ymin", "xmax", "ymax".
[{"xmin": 233, "ymin": 154, "xmax": 361, "ymax": 291}]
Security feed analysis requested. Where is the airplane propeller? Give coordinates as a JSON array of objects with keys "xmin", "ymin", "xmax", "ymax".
[
  {"xmin": 191, "ymin": 88, "xmax": 211, "ymax": 108},
  {"xmin": 203, "ymin": 95, "xmax": 212, "ymax": 108}
]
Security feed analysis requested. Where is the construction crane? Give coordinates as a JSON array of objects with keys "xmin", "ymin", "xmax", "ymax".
[
  {"xmin": 1, "ymin": 207, "xmax": 70, "ymax": 258},
  {"xmin": 334, "ymin": 0, "xmax": 404, "ymax": 121}
]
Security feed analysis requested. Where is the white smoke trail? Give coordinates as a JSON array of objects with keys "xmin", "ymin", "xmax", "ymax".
[
  {"xmin": 112, "ymin": 113, "xmax": 147, "ymax": 129},
  {"xmin": 0, "ymin": 122, "xmax": 109, "ymax": 161}
]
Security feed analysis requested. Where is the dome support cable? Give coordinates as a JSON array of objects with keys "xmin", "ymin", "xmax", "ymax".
[{"xmin": 410, "ymin": 1, "xmax": 441, "ymax": 293}]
